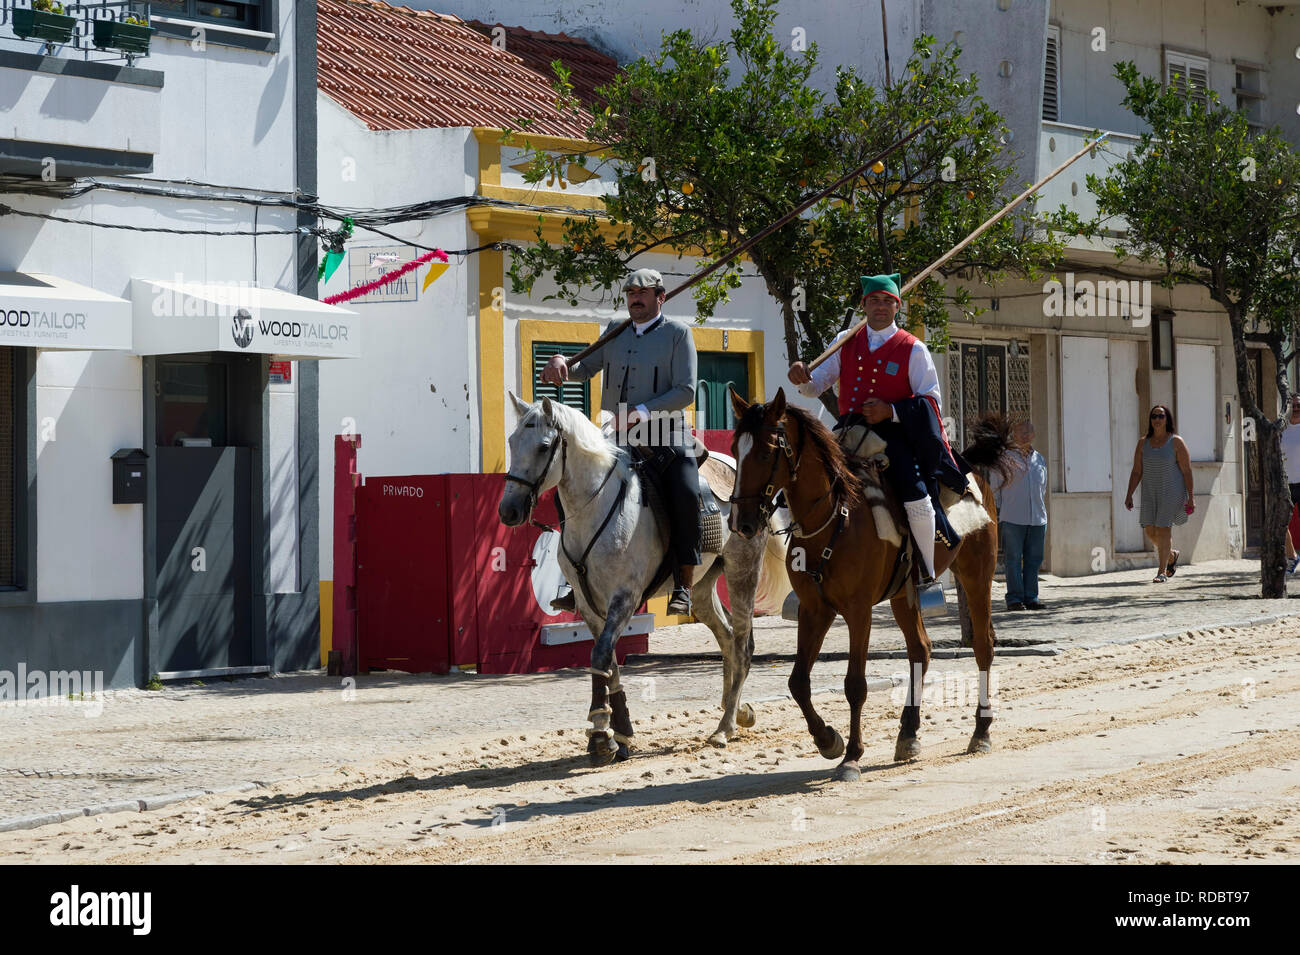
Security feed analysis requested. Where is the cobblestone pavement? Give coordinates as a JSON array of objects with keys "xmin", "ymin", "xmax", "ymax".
[{"xmin": 1, "ymin": 558, "xmax": 1294, "ymax": 833}]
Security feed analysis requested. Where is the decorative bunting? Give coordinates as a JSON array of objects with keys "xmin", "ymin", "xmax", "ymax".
[
  {"xmin": 322, "ymin": 248, "xmax": 449, "ymax": 306},
  {"xmin": 422, "ymin": 261, "xmax": 450, "ymax": 292}
]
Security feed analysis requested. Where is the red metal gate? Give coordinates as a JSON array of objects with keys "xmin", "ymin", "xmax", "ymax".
[{"xmin": 343, "ymin": 440, "xmax": 648, "ymax": 676}]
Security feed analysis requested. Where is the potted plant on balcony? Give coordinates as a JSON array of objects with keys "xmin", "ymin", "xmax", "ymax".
[
  {"xmin": 93, "ymin": 12, "xmax": 152, "ymax": 55},
  {"xmin": 12, "ymin": 0, "xmax": 78, "ymax": 46}
]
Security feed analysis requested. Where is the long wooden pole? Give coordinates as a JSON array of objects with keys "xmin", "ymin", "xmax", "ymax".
[
  {"xmin": 557, "ymin": 121, "xmax": 936, "ymax": 368},
  {"xmin": 807, "ymin": 133, "xmax": 1108, "ymax": 371}
]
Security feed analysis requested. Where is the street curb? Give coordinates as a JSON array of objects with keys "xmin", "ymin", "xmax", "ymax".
[
  {"xmin": 1072, "ymin": 610, "xmax": 1300, "ymax": 651},
  {"xmin": 0, "ymin": 780, "xmax": 269, "ymax": 834}
]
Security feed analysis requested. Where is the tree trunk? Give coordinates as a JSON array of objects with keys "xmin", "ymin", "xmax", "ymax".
[
  {"xmin": 1224, "ymin": 303, "xmax": 1287, "ymax": 597},
  {"xmin": 1257, "ymin": 418, "xmax": 1289, "ymax": 598}
]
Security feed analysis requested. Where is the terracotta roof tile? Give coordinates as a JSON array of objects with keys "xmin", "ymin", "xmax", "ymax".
[
  {"xmin": 317, "ymin": 0, "xmax": 617, "ymax": 135},
  {"xmin": 464, "ymin": 20, "xmax": 619, "ymax": 109}
]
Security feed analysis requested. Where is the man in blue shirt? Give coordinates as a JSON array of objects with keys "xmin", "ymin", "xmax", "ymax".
[{"xmin": 990, "ymin": 419, "xmax": 1048, "ymax": 610}]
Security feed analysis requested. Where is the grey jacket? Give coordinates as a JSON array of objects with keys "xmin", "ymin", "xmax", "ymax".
[{"xmin": 569, "ymin": 315, "xmax": 697, "ymax": 426}]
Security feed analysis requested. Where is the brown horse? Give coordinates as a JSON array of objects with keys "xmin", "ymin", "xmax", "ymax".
[{"xmin": 728, "ymin": 387, "xmax": 1010, "ymax": 781}]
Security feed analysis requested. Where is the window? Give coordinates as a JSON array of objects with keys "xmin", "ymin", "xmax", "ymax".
[
  {"xmin": 1233, "ymin": 61, "xmax": 1267, "ymax": 128},
  {"xmin": 151, "ymin": 0, "xmax": 263, "ymax": 30},
  {"xmin": 1165, "ymin": 50, "xmax": 1209, "ymax": 106},
  {"xmin": 1043, "ymin": 25, "xmax": 1060, "ymax": 122},
  {"xmin": 532, "ymin": 342, "xmax": 590, "ymax": 416},
  {"xmin": 1152, "ymin": 312, "xmax": 1174, "ymax": 370},
  {"xmin": 0, "ymin": 348, "xmax": 14, "ymax": 587},
  {"xmin": 156, "ymin": 362, "xmax": 229, "ymax": 447}
]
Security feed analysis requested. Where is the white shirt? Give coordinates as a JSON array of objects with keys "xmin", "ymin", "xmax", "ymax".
[
  {"xmin": 1282, "ymin": 419, "xmax": 1300, "ymax": 484},
  {"xmin": 796, "ymin": 321, "xmax": 942, "ymax": 415}
]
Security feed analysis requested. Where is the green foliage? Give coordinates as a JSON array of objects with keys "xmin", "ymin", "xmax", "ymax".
[
  {"xmin": 504, "ymin": 0, "xmax": 1062, "ymax": 363},
  {"xmin": 145, "ymin": 674, "xmax": 164, "ymax": 691},
  {"xmin": 32, "ymin": 0, "xmax": 66, "ymax": 14},
  {"xmin": 124, "ymin": 15, "xmax": 149, "ymax": 26}
]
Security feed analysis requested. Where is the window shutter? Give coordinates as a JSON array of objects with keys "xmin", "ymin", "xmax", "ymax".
[
  {"xmin": 1043, "ymin": 26, "xmax": 1060, "ymax": 122},
  {"xmin": 532, "ymin": 341, "xmax": 591, "ymax": 417},
  {"xmin": 1166, "ymin": 51, "xmax": 1209, "ymax": 106}
]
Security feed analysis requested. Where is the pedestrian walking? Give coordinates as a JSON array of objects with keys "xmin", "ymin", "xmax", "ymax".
[
  {"xmin": 1124, "ymin": 404, "xmax": 1194, "ymax": 583},
  {"xmin": 990, "ymin": 419, "xmax": 1048, "ymax": 610}
]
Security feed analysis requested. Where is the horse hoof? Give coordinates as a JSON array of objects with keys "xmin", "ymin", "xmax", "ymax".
[
  {"xmin": 966, "ymin": 735, "xmax": 992, "ymax": 755},
  {"xmin": 736, "ymin": 702, "xmax": 756, "ymax": 728},
  {"xmin": 833, "ymin": 761, "xmax": 861, "ymax": 782},
  {"xmin": 894, "ymin": 736, "xmax": 922, "ymax": 762},
  {"xmin": 587, "ymin": 736, "xmax": 618, "ymax": 767},
  {"xmin": 818, "ymin": 728, "xmax": 845, "ymax": 761},
  {"xmin": 706, "ymin": 730, "xmax": 729, "ymax": 748},
  {"xmin": 615, "ymin": 743, "xmax": 631, "ymax": 762}
]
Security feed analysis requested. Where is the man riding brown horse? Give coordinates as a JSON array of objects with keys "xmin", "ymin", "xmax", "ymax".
[
  {"xmin": 540, "ymin": 268, "xmax": 702, "ymax": 615},
  {"xmin": 787, "ymin": 272, "xmax": 968, "ymax": 606}
]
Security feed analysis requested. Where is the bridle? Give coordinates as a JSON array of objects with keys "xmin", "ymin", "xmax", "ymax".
[
  {"xmin": 503, "ymin": 432, "xmax": 564, "ymax": 531},
  {"xmin": 729, "ymin": 416, "xmax": 847, "ymax": 543},
  {"xmin": 728, "ymin": 419, "xmax": 804, "ymax": 524}
]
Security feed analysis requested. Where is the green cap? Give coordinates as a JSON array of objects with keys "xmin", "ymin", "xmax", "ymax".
[{"xmin": 860, "ymin": 272, "xmax": 902, "ymax": 301}]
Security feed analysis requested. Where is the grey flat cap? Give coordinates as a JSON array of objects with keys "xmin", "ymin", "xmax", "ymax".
[{"xmin": 622, "ymin": 268, "xmax": 664, "ymax": 290}]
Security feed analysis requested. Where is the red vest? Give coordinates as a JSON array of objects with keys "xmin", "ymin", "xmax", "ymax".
[{"xmin": 837, "ymin": 326, "xmax": 918, "ymax": 416}]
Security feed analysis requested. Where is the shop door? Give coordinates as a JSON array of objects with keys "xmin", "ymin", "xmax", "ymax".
[
  {"xmin": 154, "ymin": 360, "xmax": 254, "ymax": 673},
  {"xmin": 696, "ymin": 352, "xmax": 749, "ymax": 430}
]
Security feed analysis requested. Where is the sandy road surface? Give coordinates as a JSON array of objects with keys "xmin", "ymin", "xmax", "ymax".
[{"xmin": 3, "ymin": 621, "xmax": 1298, "ymax": 864}]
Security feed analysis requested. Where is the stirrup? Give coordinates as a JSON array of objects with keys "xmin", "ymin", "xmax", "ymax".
[{"xmin": 917, "ymin": 576, "xmax": 947, "ymax": 618}]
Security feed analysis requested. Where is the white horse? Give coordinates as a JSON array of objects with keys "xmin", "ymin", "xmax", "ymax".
[{"xmin": 498, "ymin": 392, "xmax": 786, "ymax": 765}]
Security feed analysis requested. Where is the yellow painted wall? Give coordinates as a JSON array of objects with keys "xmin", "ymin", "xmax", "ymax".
[{"xmin": 319, "ymin": 580, "xmax": 333, "ymax": 667}]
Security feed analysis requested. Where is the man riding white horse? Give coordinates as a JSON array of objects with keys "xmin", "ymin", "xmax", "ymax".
[
  {"xmin": 787, "ymin": 272, "xmax": 967, "ymax": 603},
  {"xmin": 541, "ymin": 268, "xmax": 703, "ymax": 615}
]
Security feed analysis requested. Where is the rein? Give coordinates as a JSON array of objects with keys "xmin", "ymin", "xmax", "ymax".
[{"xmin": 505, "ymin": 425, "xmax": 628, "ymax": 617}]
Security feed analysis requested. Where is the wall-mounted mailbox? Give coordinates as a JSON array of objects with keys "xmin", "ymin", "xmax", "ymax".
[{"xmin": 111, "ymin": 448, "xmax": 148, "ymax": 504}]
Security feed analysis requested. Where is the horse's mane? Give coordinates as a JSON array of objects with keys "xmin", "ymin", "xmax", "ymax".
[
  {"xmin": 534, "ymin": 399, "xmax": 619, "ymax": 471},
  {"xmin": 735, "ymin": 401, "xmax": 864, "ymax": 500}
]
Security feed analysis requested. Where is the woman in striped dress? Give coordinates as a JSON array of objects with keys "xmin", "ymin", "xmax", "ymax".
[{"xmin": 1124, "ymin": 404, "xmax": 1195, "ymax": 583}]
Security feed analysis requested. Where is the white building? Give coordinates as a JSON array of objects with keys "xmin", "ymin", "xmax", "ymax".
[{"xmin": 0, "ymin": 0, "xmax": 346, "ymax": 687}]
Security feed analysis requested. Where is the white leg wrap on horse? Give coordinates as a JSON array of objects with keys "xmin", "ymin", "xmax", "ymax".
[{"xmin": 904, "ymin": 497, "xmax": 938, "ymax": 578}]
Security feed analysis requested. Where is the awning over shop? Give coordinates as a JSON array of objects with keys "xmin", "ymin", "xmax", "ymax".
[
  {"xmin": 131, "ymin": 278, "xmax": 360, "ymax": 360},
  {"xmin": 0, "ymin": 272, "xmax": 133, "ymax": 350}
]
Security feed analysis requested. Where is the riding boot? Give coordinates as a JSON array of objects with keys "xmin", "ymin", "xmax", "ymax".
[
  {"xmin": 667, "ymin": 564, "xmax": 694, "ymax": 615},
  {"xmin": 550, "ymin": 584, "xmax": 576, "ymax": 612}
]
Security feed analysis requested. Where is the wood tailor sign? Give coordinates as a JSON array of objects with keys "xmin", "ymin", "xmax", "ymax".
[
  {"xmin": 0, "ymin": 272, "xmax": 133, "ymax": 350},
  {"xmin": 131, "ymin": 277, "xmax": 361, "ymax": 360}
]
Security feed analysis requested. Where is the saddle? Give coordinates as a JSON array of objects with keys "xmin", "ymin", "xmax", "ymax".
[
  {"xmin": 835, "ymin": 420, "xmax": 993, "ymax": 550},
  {"xmin": 628, "ymin": 442, "xmax": 726, "ymax": 556}
]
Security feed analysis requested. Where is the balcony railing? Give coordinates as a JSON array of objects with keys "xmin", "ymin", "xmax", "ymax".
[
  {"xmin": 1037, "ymin": 121, "xmax": 1142, "ymax": 251},
  {"xmin": 2, "ymin": 0, "xmax": 153, "ymax": 65}
]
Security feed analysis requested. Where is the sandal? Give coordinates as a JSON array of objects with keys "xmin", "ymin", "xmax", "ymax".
[
  {"xmin": 1152, "ymin": 574, "xmax": 1167, "ymax": 584},
  {"xmin": 1165, "ymin": 549, "xmax": 1180, "ymax": 577}
]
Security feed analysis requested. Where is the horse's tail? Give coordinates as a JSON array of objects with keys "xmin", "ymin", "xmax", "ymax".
[
  {"xmin": 752, "ymin": 511, "xmax": 792, "ymax": 616},
  {"xmin": 961, "ymin": 412, "xmax": 1016, "ymax": 488}
]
